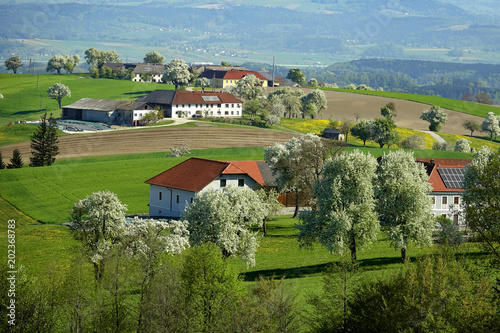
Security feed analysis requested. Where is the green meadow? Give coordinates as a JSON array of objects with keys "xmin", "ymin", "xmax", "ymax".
[
  {"xmin": 0, "ymin": 73, "xmax": 173, "ymax": 124},
  {"xmin": 0, "ymin": 147, "xmax": 473, "ymax": 225}
]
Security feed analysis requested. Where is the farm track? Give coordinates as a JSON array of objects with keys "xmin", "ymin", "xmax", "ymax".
[{"xmin": 3, "ymin": 127, "xmax": 300, "ymax": 161}]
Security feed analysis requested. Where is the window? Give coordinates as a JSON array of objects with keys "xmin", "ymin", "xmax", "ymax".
[
  {"xmin": 431, "ymin": 196, "xmax": 435, "ymax": 205},
  {"xmin": 176, "ymin": 195, "xmax": 179, "ymax": 204},
  {"xmin": 442, "ymin": 196, "xmax": 447, "ymax": 205},
  {"xmin": 238, "ymin": 179, "xmax": 244, "ymax": 187},
  {"xmin": 231, "ymin": 111, "xmax": 234, "ymax": 115},
  {"xmin": 454, "ymin": 197, "xmax": 459, "ymax": 205},
  {"xmin": 191, "ymin": 198, "xmax": 193, "ymax": 203},
  {"xmin": 159, "ymin": 191, "xmax": 162, "ymax": 200},
  {"xmin": 220, "ymin": 179, "xmax": 226, "ymax": 187},
  {"xmin": 453, "ymin": 214, "xmax": 459, "ymax": 223},
  {"xmin": 217, "ymin": 104, "xmax": 222, "ymax": 108},
  {"xmin": 236, "ymin": 111, "xmax": 239, "ymax": 115},
  {"xmin": 231, "ymin": 104, "xmax": 234, "ymax": 107},
  {"xmin": 217, "ymin": 111, "xmax": 221, "ymax": 115},
  {"xmin": 226, "ymin": 104, "xmax": 229, "ymax": 108},
  {"xmin": 225, "ymin": 111, "xmax": 229, "ymax": 115},
  {"xmin": 134, "ymin": 113, "xmax": 137, "ymax": 117}
]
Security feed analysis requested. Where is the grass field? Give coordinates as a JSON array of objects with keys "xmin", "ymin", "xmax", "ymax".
[
  {"xmin": 0, "ymin": 146, "xmax": 473, "ymax": 225},
  {"xmin": 0, "ymin": 74, "xmax": 173, "ymax": 124},
  {"xmin": 326, "ymin": 88, "xmax": 500, "ymax": 118}
]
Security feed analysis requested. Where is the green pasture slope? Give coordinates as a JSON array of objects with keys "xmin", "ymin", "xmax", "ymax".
[
  {"xmin": 0, "ymin": 74, "xmax": 172, "ymax": 124},
  {"xmin": 326, "ymin": 88, "xmax": 500, "ymax": 118},
  {"xmin": 0, "ymin": 147, "xmax": 472, "ymax": 225}
]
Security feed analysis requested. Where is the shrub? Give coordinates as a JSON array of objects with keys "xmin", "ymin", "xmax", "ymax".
[
  {"xmin": 168, "ymin": 145, "xmax": 190, "ymax": 157},
  {"xmin": 432, "ymin": 141, "xmax": 453, "ymax": 151},
  {"xmin": 454, "ymin": 138, "xmax": 471, "ymax": 153},
  {"xmin": 400, "ymin": 134, "xmax": 426, "ymax": 149}
]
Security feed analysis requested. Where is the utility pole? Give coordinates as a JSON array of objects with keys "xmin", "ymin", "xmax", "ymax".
[{"xmin": 272, "ymin": 56, "xmax": 275, "ymax": 88}]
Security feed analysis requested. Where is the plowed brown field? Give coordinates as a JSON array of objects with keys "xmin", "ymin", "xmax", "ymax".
[
  {"xmin": 2, "ymin": 90, "xmax": 488, "ymax": 161},
  {"xmin": 3, "ymin": 127, "xmax": 300, "ymax": 161}
]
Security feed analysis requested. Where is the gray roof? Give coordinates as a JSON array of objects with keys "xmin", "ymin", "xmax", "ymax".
[
  {"xmin": 63, "ymin": 98, "xmax": 132, "ymax": 111},
  {"xmin": 102, "ymin": 62, "xmax": 164, "ymax": 74},
  {"xmin": 136, "ymin": 90, "xmax": 176, "ymax": 105},
  {"xmin": 256, "ymin": 161, "xmax": 278, "ymax": 187},
  {"xmin": 323, "ymin": 128, "xmax": 341, "ymax": 134}
]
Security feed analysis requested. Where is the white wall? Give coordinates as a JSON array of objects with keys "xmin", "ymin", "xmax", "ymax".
[
  {"xmin": 172, "ymin": 102, "xmax": 242, "ymax": 118},
  {"xmin": 201, "ymin": 175, "xmax": 258, "ymax": 192},
  {"xmin": 148, "ymin": 185, "xmax": 195, "ymax": 218},
  {"xmin": 430, "ymin": 192, "xmax": 464, "ymax": 224}
]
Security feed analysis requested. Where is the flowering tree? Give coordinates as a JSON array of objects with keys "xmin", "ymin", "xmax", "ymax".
[
  {"xmin": 71, "ymin": 191, "xmax": 128, "ymax": 280},
  {"xmin": 420, "ymin": 105, "xmax": 448, "ymax": 131},
  {"xmin": 375, "ymin": 151, "xmax": 434, "ymax": 263},
  {"xmin": 265, "ymin": 134, "xmax": 337, "ymax": 217},
  {"xmin": 302, "ymin": 89, "xmax": 327, "ymax": 118},
  {"xmin": 462, "ymin": 147, "xmax": 500, "ymax": 267},
  {"xmin": 481, "ymin": 112, "xmax": 500, "ymax": 141},
  {"xmin": 47, "ymin": 82, "xmax": 71, "ymax": 108},
  {"xmin": 163, "ymin": 59, "xmax": 190, "ymax": 90},
  {"xmin": 454, "ymin": 138, "xmax": 471, "ymax": 153},
  {"xmin": 182, "ymin": 187, "xmax": 267, "ymax": 266},
  {"xmin": 236, "ymin": 74, "xmax": 265, "ymax": 100},
  {"xmin": 296, "ymin": 150, "xmax": 379, "ymax": 262}
]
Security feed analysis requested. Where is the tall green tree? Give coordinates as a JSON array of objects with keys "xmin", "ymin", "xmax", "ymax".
[
  {"xmin": 143, "ymin": 51, "xmax": 165, "ymax": 64},
  {"xmin": 351, "ymin": 119, "xmax": 371, "ymax": 146},
  {"xmin": 286, "ymin": 68, "xmax": 306, "ymax": 85},
  {"xmin": 420, "ymin": 105, "xmax": 448, "ymax": 131},
  {"xmin": 30, "ymin": 113, "xmax": 59, "ymax": 167},
  {"xmin": 4, "ymin": 56, "xmax": 23, "ymax": 74},
  {"xmin": 462, "ymin": 148, "xmax": 500, "ymax": 267},
  {"xmin": 164, "ymin": 59, "xmax": 190, "ymax": 90},
  {"xmin": 47, "ymin": 82, "xmax": 71, "ymax": 108},
  {"xmin": 181, "ymin": 242, "xmax": 244, "ymax": 332},
  {"xmin": 0, "ymin": 150, "xmax": 5, "ymax": 169},
  {"xmin": 296, "ymin": 150, "xmax": 379, "ymax": 262},
  {"xmin": 369, "ymin": 118, "xmax": 396, "ymax": 148},
  {"xmin": 462, "ymin": 119, "xmax": 481, "ymax": 136},
  {"xmin": 7, "ymin": 148, "xmax": 23, "ymax": 169},
  {"xmin": 375, "ymin": 150, "xmax": 434, "ymax": 263}
]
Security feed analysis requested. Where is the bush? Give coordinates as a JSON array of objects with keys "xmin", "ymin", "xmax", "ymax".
[
  {"xmin": 400, "ymin": 134, "xmax": 425, "ymax": 149},
  {"xmin": 454, "ymin": 138, "xmax": 471, "ymax": 153},
  {"xmin": 432, "ymin": 141, "xmax": 453, "ymax": 151},
  {"xmin": 168, "ymin": 145, "xmax": 190, "ymax": 157}
]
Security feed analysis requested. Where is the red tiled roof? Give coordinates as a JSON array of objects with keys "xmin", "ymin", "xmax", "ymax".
[
  {"xmin": 172, "ymin": 91, "xmax": 242, "ymax": 105},
  {"xmin": 145, "ymin": 157, "xmax": 264, "ymax": 192},
  {"xmin": 227, "ymin": 161, "xmax": 266, "ymax": 186},
  {"xmin": 416, "ymin": 158, "xmax": 472, "ymax": 192},
  {"xmin": 223, "ymin": 71, "xmax": 268, "ymax": 81}
]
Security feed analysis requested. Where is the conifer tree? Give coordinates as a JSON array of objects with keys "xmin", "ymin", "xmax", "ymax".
[
  {"xmin": 0, "ymin": 150, "xmax": 5, "ymax": 169},
  {"xmin": 8, "ymin": 149, "xmax": 23, "ymax": 168},
  {"xmin": 30, "ymin": 113, "xmax": 59, "ymax": 167}
]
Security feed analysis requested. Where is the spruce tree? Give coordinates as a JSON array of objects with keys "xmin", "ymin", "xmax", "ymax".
[
  {"xmin": 8, "ymin": 149, "xmax": 23, "ymax": 169},
  {"xmin": 0, "ymin": 150, "xmax": 6, "ymax": 169},
  {"xmin": 30, "ymin": 113, "xmax": 59, "ymax": 167}
]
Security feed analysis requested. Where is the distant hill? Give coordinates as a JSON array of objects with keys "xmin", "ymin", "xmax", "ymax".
[{"xmin": 0, "ymin": 0, "xmax": 499, "ymax": 66}]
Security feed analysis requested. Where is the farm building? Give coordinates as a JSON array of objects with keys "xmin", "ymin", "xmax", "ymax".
[
  {"xmin": 416, "ymin": 158, "xmax": 472, "ymax": 225},
  {"xmin": 101, "ymin": 62, "xmax": 165, "ymax": 83},
  {"xmin": 322, "ymin": 128, "xmax": 345, "ymax": 141},
  {"xmin": 198, "ymin": 70, "xmax": 268, "ymax": 89},
  {"xmin": 63, "ymin": 91, "xmax": 243, "ymax": 125},
  {"xmin": 61, "ymin": 98, "xmax": 152, "ymax": 126},
  {"xmin": 136, "ymin": 91, "xmax": 243, "ymax": 118}
]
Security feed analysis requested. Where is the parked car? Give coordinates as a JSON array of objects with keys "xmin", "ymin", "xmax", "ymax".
[{"xmin": 192, "ymin": 114, "xmax": 202, "ymax": 118}]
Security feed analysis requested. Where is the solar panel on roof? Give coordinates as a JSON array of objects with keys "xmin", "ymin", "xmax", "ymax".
[
  {"xmin": 202, "ymin": 96, "xmax": 220, "ymax": 102},
  {"xmin": 437, "ymin": 168, "xmax": 465, "ymax": 189}
]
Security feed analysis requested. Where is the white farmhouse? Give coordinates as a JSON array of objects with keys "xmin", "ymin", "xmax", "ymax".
[
  {"xmin": 145, "ymin": 157, "xmax": 266, "ymax": 218},
  {"xmin": 416, "ymin": 158, "xmax": 472, "ymax": 225}
]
